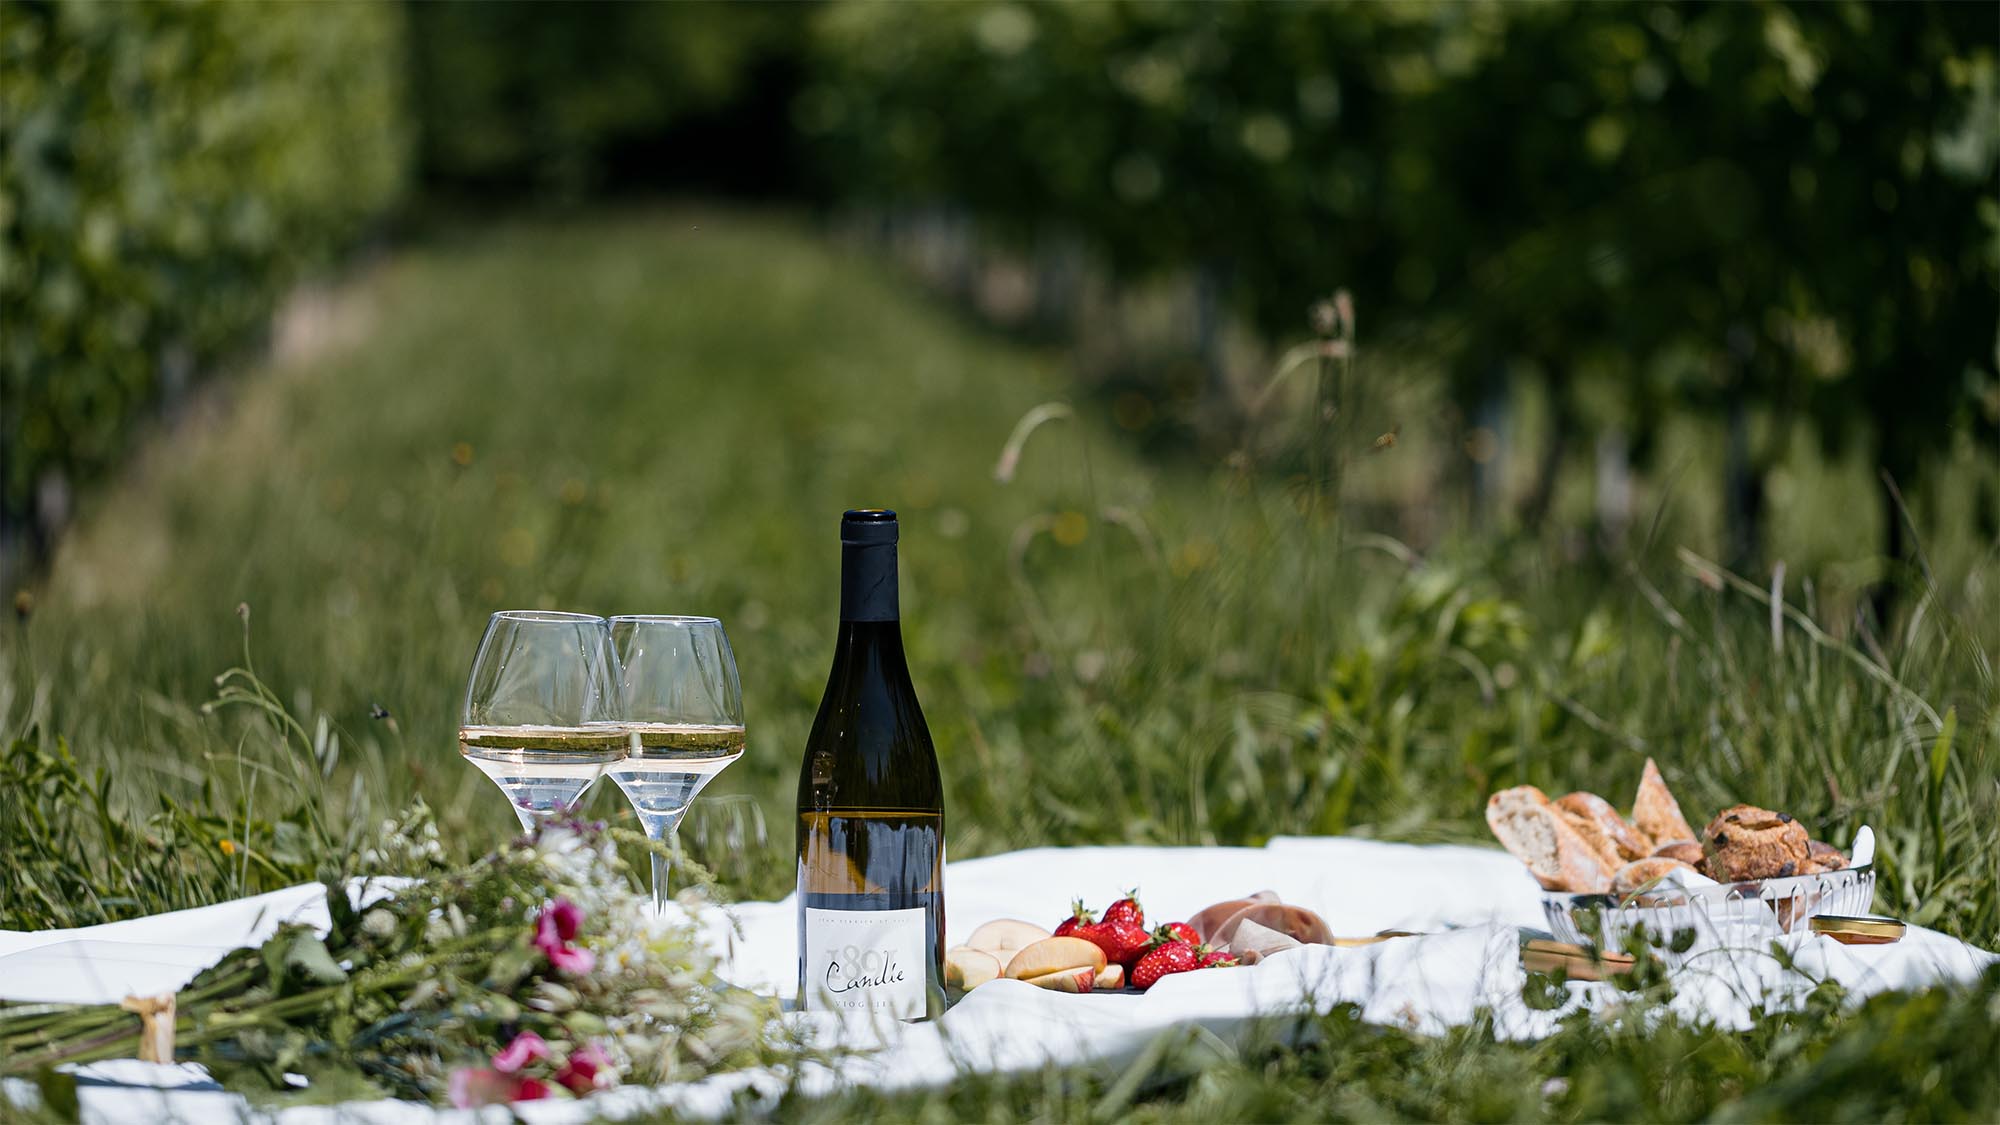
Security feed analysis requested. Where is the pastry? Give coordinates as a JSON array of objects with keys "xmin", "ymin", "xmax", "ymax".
[
  {"xmin": 1702, "ymin": 804, "xmax": 1809, "ymax": 881},
  {"xmin": 1224, "ymin": 918, "xmax": 1304, "ymax": 965},
  {"xmin": 1632, "ymin": 758, "xmax": 1697, "ymax": 845},
  {"xmin": 1801, "ymin": 839, "xmax": 1850, "ymax": 874},
  {"xmin": 1188, "ymin": 892, "xmax": 1281, "ymax": 944},
  {"xmin": 1650, "ymin": 839, "xmax": 1705, "ymax": 868},
  {"xmin": 1558, "ymin": 791, "xmax": 1653, "ymax": 862},
  {"xmin": 1486, "ymin": 786, "xmax": 1617, "ymax": 893},
  {"xmin": 1204, "ymin": 902, "xmax": 1333, "ymax": 948},
  {"xmin": 1611, "ymin": 856, "xmax": 1696, "ymax": 897}
]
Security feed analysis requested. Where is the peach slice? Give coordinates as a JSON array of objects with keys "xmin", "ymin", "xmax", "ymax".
[
  {"xmin": 966, "ymin": 919, "xmax": 1053, "ymax": 963},
  {"xmin": 1002, "ymin": 936, "xmax": 1107, "ymax": 981},
  {"xmin": 1094, "ymin": 963, "xmax": 1125, "ymax": 990},
  {"xmin": 1020, "ymin": 966, "xmax": 1095, "ymax": 993},
  {"xmin": 944, "ymin": 947, "xmax": 1002, "ymax": 991}
]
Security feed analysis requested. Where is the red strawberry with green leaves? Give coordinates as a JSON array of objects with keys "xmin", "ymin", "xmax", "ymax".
[
  {"xmin": 1079, "ymin": 919, "xmax": 1152, "ymax": 966},
  {"xmin": 1101, "ymin": 889, "xmax": 1144, "ymax": 930},
  {"xmin": 1130, "ymin": 939, "xmax": 1199, "ymax": 989},
  {"xmin": 1197, "ymin": 948, "xmax": 1239, "ymax": 969},
  {"xmin": 1053, "ymin": 899, "xmax": 1094, "ymax": 939},
  {"xmin": 1154, "ymin": 921, "xmax": 1199, "ymax": 946}
]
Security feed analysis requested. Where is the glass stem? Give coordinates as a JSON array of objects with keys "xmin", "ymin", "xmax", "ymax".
[{"xmin": 651, "ymin": 838, "xmax": 671, "ymax": 914}]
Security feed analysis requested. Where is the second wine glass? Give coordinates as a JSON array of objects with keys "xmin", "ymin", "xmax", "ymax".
[{"xmin": 603, "ymin": 615, "xmax": 745, "ymax": 913}]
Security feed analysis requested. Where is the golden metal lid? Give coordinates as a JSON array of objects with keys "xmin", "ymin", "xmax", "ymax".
[{"xmin": 1810, "ymin": 914, "xmax": 1906, "ymax": 944}]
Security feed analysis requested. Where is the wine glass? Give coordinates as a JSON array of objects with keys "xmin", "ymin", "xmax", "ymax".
[
  {"xmin": 602, "ymin": 615, "xmax": 746, "ymax": 913},
  {"xmin": 458, "ymin": 610, "xmax": 622, "ymax": 831}
]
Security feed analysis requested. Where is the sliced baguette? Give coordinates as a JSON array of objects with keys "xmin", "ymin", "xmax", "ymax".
[
  {"xmin": 1558, "ymin": 791, "xmax": 1653, "ymax": 862},
  {"xmin": 1555, "ymin": 809, "xmax": 1621, "ymax": 873},
  {"xmin": 1632, "ymin": 758, "xmax": 1696, "ymax": 846},
  {"xmin": 1486, "ymin": 786, "xmax": 1616, "ymax": 893}
]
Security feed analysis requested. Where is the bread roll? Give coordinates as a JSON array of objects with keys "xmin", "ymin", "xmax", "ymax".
[
  {"xmin": 1486, "ymin": 786, "xmax": 1616, "ymax": 893},
  {"xmin": 1632, "ymin": 758, "xmax": 1697, "ymax": 845},
  {"xmin": 1702, "ymin": 804, "xmax": 1809, "ymax": 881},
  {"xmin": 1558, "ymin": 791, "xmax": 1653, "ymax": 862}
]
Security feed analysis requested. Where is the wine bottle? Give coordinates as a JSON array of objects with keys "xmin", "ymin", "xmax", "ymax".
[{"xmin": 796, "ymin": 509, "xmax": 946, "ymax": 1020}]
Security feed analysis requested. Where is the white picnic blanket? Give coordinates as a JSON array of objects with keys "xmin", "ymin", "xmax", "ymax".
[{"xmin": 3, "ymin": 837, "xmax": 1993, "ymax": 1122}]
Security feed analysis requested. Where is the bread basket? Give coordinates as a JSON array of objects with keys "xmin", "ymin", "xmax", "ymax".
[{"xmin": 1540, "ymin": 827, "xmax": 1877, "ymax": 953}]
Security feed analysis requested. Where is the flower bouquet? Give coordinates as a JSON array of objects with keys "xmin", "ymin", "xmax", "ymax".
[{"xmin": 0, "ymin": 807, "xmax": 784, "ymax": 1109}]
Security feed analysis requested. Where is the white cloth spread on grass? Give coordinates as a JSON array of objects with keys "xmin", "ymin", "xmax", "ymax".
[{"xmin": 2, "ymin": 837, "xmax": 1992, "ymax": 1123}]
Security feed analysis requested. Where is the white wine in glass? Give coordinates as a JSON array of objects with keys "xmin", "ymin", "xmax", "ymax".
[
  {"xmin": 458, "ymin": 724, "xmax": 627, "ymax": 826},
  {"xmin": 603, "ymin": 616, "xmax": 744, "ymax": 913},
  {"xmin": 459, "ymin": 610, "xmax": 618, "ymax": 831},
  {"xmin": 605, "ymin": 722, "xmax": 746, "ymax": 837}
]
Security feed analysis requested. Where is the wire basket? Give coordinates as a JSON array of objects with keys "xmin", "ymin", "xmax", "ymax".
[{"xmin": 1541, "ymin": 865, "xmax": 1877, "ymax": 952}]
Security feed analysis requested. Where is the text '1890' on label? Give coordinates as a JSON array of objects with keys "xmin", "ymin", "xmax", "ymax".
[{"xmin": 802, "ymin": 906, "xmax": 926, "ymax": 1019}]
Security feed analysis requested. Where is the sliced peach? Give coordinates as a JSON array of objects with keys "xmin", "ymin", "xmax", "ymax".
[
  {"xmin": 1002, "ymin": 936, "xmax": 1107, "ymax": 980},
  {"xmin": 1094, "ymin": 963, "xmax": 1125, "ymax": 990},
  {"xmin": 956, "ymin": 938, "xmax": 1027, "ymax": 974},
  {"xmin": 965, "ymin": 919, "xmax": 1053, "ymax": 961},
  {"xmin": 1021, "ymin": 966, "xmax": 1094, "ymax": 993},
  {"xmin": 944, "ymin": 947, "xmax": 1002, "ymax": 990}
]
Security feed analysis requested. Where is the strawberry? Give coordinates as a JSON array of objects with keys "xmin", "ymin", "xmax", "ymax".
[
  {"xmin": 1130, "ymin": 939, "xmax": 1199, "ymax": 990},
  {"xmin": 1101, "ymin": 889, "xmax": 1144, "ymax": 930},
  {"xmin": 1154, "ymin": 921, "xmax": 1199, "ymax": 946},
  {"xmin": 1053, "ymin": 899, "xmax": 1095, "ymax": 939},
  {"xmin": 1079, "ymin": 919, "xmax": 1152, "ymax": 966},
  {"xmin": 1197, "ymin": 948, "xmax": 1240, "ymax": 969}
]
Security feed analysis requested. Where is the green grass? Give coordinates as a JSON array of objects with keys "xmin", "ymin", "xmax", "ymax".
[{"xmin": 5, "ymin": 207, "xmax": 1998, "ymax": 1119}]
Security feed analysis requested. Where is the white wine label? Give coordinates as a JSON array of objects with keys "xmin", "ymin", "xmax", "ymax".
[{"xmin": 802, "ymin": 906, "xmax": 927, "ymax": 1019}]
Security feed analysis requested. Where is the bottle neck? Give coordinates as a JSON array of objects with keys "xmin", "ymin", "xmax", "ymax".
[{"xmin": 840, "ymin": 541, "xmax": 899, "ymax": 623}]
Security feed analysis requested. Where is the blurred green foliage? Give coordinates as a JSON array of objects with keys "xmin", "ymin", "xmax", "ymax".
[
  {"xmin": 7, "ymin": 1, "xmax": 1993, "ymax": 566},
  {"xmin": 1, "ymin": 0, "xmax": 407, "ymax": 542},
  {"xmin": 802, "ymin": 1, "xmax": 1999, "ymax": 518}
]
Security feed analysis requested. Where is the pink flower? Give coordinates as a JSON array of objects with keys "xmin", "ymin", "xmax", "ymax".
[
  {"xmin": 449, "ymin": 1065, "xmax": 556, "ymax": 1107},
  {"xmin": 533, "ymin": 909, "xmax": 562, "ymax": 952},
  {"xmin": 491, "ymin": 1030, "xmax": 550, "ymax": 1074},
  {"xmin": 448, "ymin": 1067, "xmax": 551, "ymax": 1107},
  {"xmin": 533, "ymin": 899, "xmax": 595, "ymax": 975},
  {"xmin": 544, "ymin": 941, "xmax": 596, "ymax": 975},
  {"xmin": 556, "ymin": 1042, "xmax": 618, "ymax": 1096},
  {"xmin": 450, "ymin": 1067, "xmax": 507, "ymax": 1107},
  {"xmin": 547, "ymin": 898, "xmax": 584, "ymax": 943}
]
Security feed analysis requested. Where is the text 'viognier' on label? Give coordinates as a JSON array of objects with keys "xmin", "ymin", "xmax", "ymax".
[{"xmin": 803, "ymin": 906, "xmax": 928, "ymax": 1018}]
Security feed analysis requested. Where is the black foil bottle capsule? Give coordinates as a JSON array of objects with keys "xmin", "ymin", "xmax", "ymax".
[{"xmin": 795, "ymin": 509, "xmax": 946, "ymax": 1019}]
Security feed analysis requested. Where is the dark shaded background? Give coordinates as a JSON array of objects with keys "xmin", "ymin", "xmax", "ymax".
[{"xmin": 4, "ymin": 0, "xmax": 1996, "ymax": 586}]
